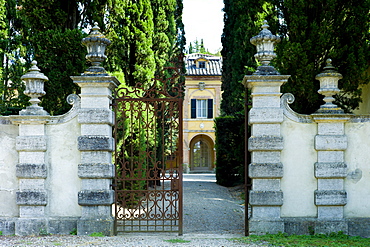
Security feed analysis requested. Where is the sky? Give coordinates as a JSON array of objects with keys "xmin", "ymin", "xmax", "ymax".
[{"xmin": 182, "ymin": 0, "xmax": 224, "ymax": 54}]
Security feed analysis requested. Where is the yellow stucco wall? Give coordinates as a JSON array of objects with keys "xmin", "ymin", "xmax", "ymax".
[{"xmin": 182, "ymin": 76, "xmax": 222, "ymax": 172}]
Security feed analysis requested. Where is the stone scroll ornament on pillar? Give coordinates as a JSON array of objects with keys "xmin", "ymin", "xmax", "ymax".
[
  {"xmin": 315, "ymin": 58, "xmax": 344, "ymax": 114},
  {"xmin": 250, "ymin": 20, "xmax": 281, "ymax": 75},
  {"xmin": 81, "ymin": 22, "xmax": 111, "ymax": 75},
  {"xmin": 19, "ymin": 60, "xmax": 49, "ymax": 116}
]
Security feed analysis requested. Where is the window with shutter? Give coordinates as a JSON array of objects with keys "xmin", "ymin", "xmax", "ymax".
[
  {"xmin": 207, "ymin": 99, "xmax": 213, "ymax": 118},
  {"xmin": 191, "ymin": 99, "xmax": 214, "ymax": 119},
  {"xmin": 191, "ymin": 99, "xmax": 196, "ymax": 118}
]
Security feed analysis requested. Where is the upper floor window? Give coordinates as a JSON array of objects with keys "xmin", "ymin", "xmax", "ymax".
[
  {"xmin": 198, "ymin": 61, "xmax": 206, "ymax": 68},
  {"xmin": 191, "ymin": 99, "xmax": 213, "ymax": 119},
  {"xmin": 196, "ymin": 99, "xmax": 207, "ymax": 118}
]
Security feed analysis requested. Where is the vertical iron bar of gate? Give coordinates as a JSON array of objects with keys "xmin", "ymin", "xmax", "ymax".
[
  {"xmin": 245, "ymin": 90, "xmax": 250, "ymax": 236},
  {"xmin": 112, "ymin": 98, "xmax": 118, "ymax": 236},
  {"xmin": 178, "ymin": 97, "xmax": 184, "ymax": 236}
]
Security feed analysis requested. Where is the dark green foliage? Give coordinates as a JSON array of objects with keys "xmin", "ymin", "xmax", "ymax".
[
  {"xmin": 19, "ymin": 0, "xmax": 88, "ymax": 115},
  {"xmin": 217, "ymin": 0, "xmax": 370, "ymax": 186},
  {"xmin": 0, "ymin": 0, "xmax": 30, "ymax": 115},
  {"xmin": 1, "ymin": 0, "xmax": 185, "ymax": 115},
  {"xmin": 106, "ymin": 0, "xmax": 156, "ymax": 87},
  {"xmin": 106, "ymin": 0, "xmax": 184, "ymax": 87},
  {"xmin": 220, "ymin": 0, "xmax": 266, "ymax": 116},
  {"xmin": 273, "ymin": 0, "xmax": 370, "ymax": 113},
  {"xmin": 20, "ymin": 0, "xmax": 80, "ymax": 30},
  {"xmin": 152, "ymin": 0, "xmax": 175, "ymax": 76},
  {"xmin": 217, "ymin": 0, "xmax": 267, "ymax": 185},
  {"xmin": 31, "ymin": 29, "xmax": 86, "ymax": 115},
  {"xmin": 215, "ymin": 115, "xmax": 245, "ymax": 187}
]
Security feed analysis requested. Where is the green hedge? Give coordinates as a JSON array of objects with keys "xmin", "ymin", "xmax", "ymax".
[{"xmin": 215, "ymin": 115, "xmax": 245, "ymax": 187}]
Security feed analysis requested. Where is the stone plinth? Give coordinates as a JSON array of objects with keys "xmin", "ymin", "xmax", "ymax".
[
  {"xmin": 312, "ymin": 114, "xmax": 350, "ymax": 233},
  {"xmin": 243, "ymin": 74, "xmax": 290, "ymax": 235},
  {"xmin": 72, "ymin": 75, "xmax": 119, "ymax": 236},
  {"xmin": 10, "ymin": 116, "xmax": 49, "ymax": 236}
]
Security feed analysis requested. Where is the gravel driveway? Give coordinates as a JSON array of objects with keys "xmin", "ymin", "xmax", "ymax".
[{"xmin": 0, "ymin": 174, "xmax": 263, "ymax": 246}]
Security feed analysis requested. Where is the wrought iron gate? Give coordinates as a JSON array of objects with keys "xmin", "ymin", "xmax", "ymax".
[{"xmin": 113, "ymin": 78, "xmax": 183, "ymax": 235}]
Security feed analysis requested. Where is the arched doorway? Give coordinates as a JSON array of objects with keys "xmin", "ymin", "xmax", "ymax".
[{"xmin": 189, "ymin": 135, "xmax": 214, "ymax": 172}]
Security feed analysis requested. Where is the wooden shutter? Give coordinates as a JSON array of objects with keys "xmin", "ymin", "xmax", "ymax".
[
  {"xmin": 207, "ymin": 99, "xmax": 213, "ymax": 118},
  {"xmin": 191, "ymin": 99, "xmax": 196, "ymax": 118}
]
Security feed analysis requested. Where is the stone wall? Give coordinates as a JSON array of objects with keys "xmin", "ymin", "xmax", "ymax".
[
  {"xmin": 245, "ymin": 22, "xmax": 370, "ymax": 237},
  {"xmin": 0, "ymin": 23, "xmax": 119, "ymax": 236}
]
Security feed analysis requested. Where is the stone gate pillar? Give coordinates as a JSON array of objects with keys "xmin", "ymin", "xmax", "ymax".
[
  {"xmin": 11, "ymin": 61, "xmax": 49, "ymax": 236},
  {"xmin": 71, "ymin": 23, "xmax": 119, "ymax": 235},
  {"xmin": 242, "ymin": 21, "xmax": 290, "ymax": 234},
  {"xmin": 312, "ymin": 59, "xmax": 349, "ymax": 234}
]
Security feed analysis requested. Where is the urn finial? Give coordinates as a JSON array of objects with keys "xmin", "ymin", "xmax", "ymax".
[
  {"xmin": 315, "ymin": 58, "xmax": 344, "ymax": 113},
  {"xmin": 250, "ymin": 20, "xmax": 281, "ymax": 75},
  {"xmin": 81, "ymin": 22, "xmax": 111, "ymax": 75},
  {"xmin": 20, "ymin": 60, "xmax": 49, "ymax": 115}
]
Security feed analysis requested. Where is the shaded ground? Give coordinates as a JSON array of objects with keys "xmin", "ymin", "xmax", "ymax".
[{"xmin": 183, "ymin": 173, "xmax": 245, "ymax": 234}]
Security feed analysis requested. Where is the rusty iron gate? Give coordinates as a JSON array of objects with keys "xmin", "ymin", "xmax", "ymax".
[{"xmin": 112, "ymin": 76, "xmax": 183, "ymax": 235}]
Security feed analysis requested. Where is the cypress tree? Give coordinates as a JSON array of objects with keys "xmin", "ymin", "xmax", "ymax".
[
  {"xmin": 220, "ymin": 0, "xmax": 266, "ymax": 115},
  {"xmin": 19, "ymin": 0, "xmax": 87, "ymax": 115},
  {"xmin": 188, "ymin": 43, "xmax": 193, "ymax": 54},
  {"xmin": 174, "ymin": 0, "xmax": 186, "ymax": 56},
  {"xmin": 106, "ymin": 0, "xmax": 155, "ymax": 87},
  {"xmin": 151, "ymin": 0, "xmax": 176, "ymax": 77},
  {"xmin": 0, "ymin": 0, "xmax": 30, "ymax": 115},
  {"xmin": 273, "ymin": 0, "xmax": 370, "ymax": 113}
]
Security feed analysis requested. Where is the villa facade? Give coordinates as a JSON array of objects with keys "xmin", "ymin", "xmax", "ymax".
[{"xmin": 182, "ymin": 53, "xmax": 222, "ymax": 173}]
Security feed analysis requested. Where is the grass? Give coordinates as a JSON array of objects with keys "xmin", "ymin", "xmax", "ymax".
[
  {"xmin": 69, "ymin": 228, "xmax": 77, "ymax": 235},
  {"xmin": 89, "ymin": 232, "xmax": 105, "ymax": 237},
  {"xmin": 164, "ymin": 239, "xmax": 191, "ymax": 243},
  {"xmin": 0, "ymin": 231, "xmax": 2, "ymax": 236},
  {"xmin": 39, "ymin": 228, "xmax": 50, "ymax": 236},
  {"xmin": 231, "ymin": 232, "xmax": 370, "ymax": 247}
]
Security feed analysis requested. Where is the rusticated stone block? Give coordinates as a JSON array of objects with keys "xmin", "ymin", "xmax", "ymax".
[
  {"xmin": 78, "ymin": 164, "xmax": 114, "ymax": 178},
  {"xmin": 16, "ymin": 163, "xmax": 47, "ymax": 178},
  {"xmin": 249, "ymin": 163, "xmax": 283, "ymax": 178},
  {"xmin": 0, "ymin": 220, "xmax": 15, "ymax": 235},
  {"xmin": 283, "ymin": 218, "xmax": 316, "ymax": 235},
  {"xmin": 78, "ymin": 190, "xmax": 114, "ymax": 206},
  {"xmin": 315, "ymin": 220, "xmax": 348, "ymax": 235},
  {"xmin": 77, "ymin": 217, "xmax": 114, "ymax": 236},
  {"xmin": 16, "ymin": 190, "xmax": 47, "ymax": 205},
  {"xmin": 78, "ymin": 136, "xmax": 113, "ymax": 151},
  {"xmin": 250, "ymin": 191, "xmax": 283, "ymax": 206},
  {"xmin": 248, "ymin": 136, "xmax": 283, "ymax": 151},
  {"xmin": 48, "ymin": 218, "xmax": 78, "ymax": 235},
  {"xmin": 249, "ymin": 108, "xmax": 283, "ymax": 124},
  {"xmin": 16, "ymin": 136, "xmax": 47, "ymax": 151},
  {"xmin": 315, "ymin": 190, "xmax": 347, "ymax": 206},
  {"xmin": 348, "ymin": 218, "xmax": 370, "ymax": 238},
  {"xmin": 315, "ymin": 162, "xmax": 347, "ymax": 178},
  {"xmin": 249, "ymin": 219, "xmax": 284, "ymax": 235},
  {"xmin": 15, "ymin": 218, "xmax": 47, "ymax": 236},
  {"xmin": 78, "ymin": 109, "xmax": 114, "ymax": 125},
  {"xmin": 315, "ymin": 135, "xmax": 347, "ymax": 151}
]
